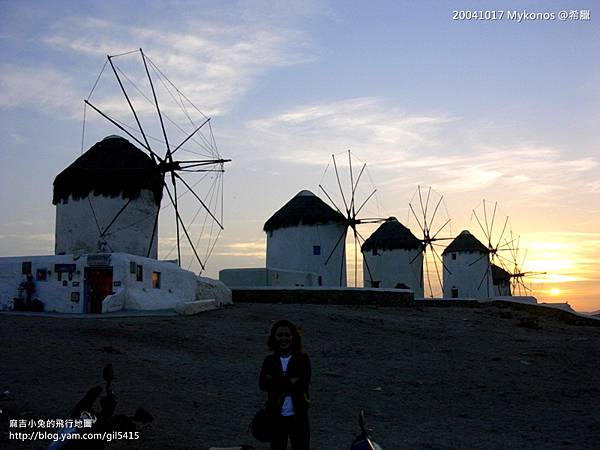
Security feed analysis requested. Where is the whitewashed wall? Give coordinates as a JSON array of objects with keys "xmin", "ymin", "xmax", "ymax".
[
  {"xmin": 0, "ymin": 253, "xmax": 198, "ymax": 313},
  {"xmin": 219, "ymin": 268, "xmax": 267, "ymax": 287},
  {"xmin": 108, "ymin": 254, "xmax": 197, "ymax": 312},
  {"xmin": 0, "ymin": 255, "xmax": 86, "ymax": 313},
  {"xmin": 55, "ymin": 191, "xmax": 159, "ymax": 258},
  {"xmin": 443, "ymin": 251, "xmax": 493, "ymax": 299},
  {"xmin": 266, "ymin": 223, "xmax": 347, "ymax": 287},
  {"xmin": 219, "ymin": 267, "xmax": 319, "ymax": 287},
  {"xmin": 363, "ymin": 248, "xmax": 424, "ymax": 297}
]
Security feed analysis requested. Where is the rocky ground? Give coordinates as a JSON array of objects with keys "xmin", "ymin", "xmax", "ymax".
[{"xmin": 1, "ymin": 302, "xmax": 600, "ymax": 449}]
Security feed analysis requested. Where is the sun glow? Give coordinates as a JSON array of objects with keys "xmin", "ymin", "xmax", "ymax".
[{"xmin": 550, "ymin": 288, "xmax": 561, "ymax": 296}]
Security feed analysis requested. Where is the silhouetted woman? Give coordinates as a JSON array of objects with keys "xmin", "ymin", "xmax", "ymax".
[{"xmin": 259, "ymin": 320, "xmax": 311, "ymax": 450}]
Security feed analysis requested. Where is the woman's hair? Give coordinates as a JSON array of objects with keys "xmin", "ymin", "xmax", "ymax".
[{"xmin": 267, "ymin": 319, "xmax": 303, "ymax": 354}]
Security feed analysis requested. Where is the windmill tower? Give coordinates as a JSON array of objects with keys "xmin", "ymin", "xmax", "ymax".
[
  {"xmin": 317, "ymin": 150, "xmax": 387, "ymax": 287},
  {"xmin": 264, "ymin": 190, "xmax": 347, "ymax": 287},
  {"xmin": 53, "ymin": 135, "xmax": 163, "ymax": 258},
  {"xmin": 442, "ymin": 230, "xmax": 493, "ymax": 299},
  {"xmin": 360, "ymin": 217, "xmax": 423, "ymax": 295},
  {"xmin": 79, "ymin": 49, "xmax": 229, "ymax": 272},
  {"xmin": 492, "ymin": 264, "xmax": 512, "ymax": 296}
]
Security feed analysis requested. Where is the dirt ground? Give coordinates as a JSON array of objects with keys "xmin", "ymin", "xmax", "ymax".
[{"xmin": 1, "ymin": 302, "xmax": 600, "ymax": 450}]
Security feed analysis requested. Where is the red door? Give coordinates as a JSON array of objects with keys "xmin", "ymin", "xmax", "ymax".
[{"xmin": 86, "ymin": 268, "xmax": 113, "ymax": 313}]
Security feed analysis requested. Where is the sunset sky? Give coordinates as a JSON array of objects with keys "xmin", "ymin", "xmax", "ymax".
[{"xmin": 1, "ymin": 1, "xmax": 598, "ymax": 311}]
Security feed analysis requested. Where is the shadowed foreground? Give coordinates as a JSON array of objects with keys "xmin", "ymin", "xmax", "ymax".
[{"xmin": 1, "ymin": 303, "xmax": 599, "ymax": 449}]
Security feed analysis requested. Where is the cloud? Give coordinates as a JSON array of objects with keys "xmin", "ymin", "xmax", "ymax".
[
  {"xmin": 0, "ymin": 65, "xmax": 82, "ymax": 118},
  {"xmin": 245, "ymin": 97, "xmax": 455, "ymax": 165},
  {"xmin": 215, "ymin": 240, "xmax": 266, "ymax": 258},
  {"xmin": 242, "ymin": 99, "xmax": 599, "ymax": 206},
  {"xmin": 38, "ymin": 14, "xmax": 314, "ymax": 118}
]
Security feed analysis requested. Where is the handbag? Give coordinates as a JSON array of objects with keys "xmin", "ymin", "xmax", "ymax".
[{"xmin": 250, "ymin": 408, "xmax": 272, "ymax": 442}]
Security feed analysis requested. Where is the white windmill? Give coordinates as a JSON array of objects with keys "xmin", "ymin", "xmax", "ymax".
[{"xmin": 76, "ymin": 49, "xmax": 230, "ymax": 274}]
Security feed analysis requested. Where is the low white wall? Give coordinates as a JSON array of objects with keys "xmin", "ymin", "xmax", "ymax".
[
  {"xmin": 219, "ymin": 267, "xmax": 319, "ymax": 288},
  {"xmin": 0, "ymin": 253, "xmax": 201, "ymax": 313},
  {"xmin": 110, "ymin": 253, "xmax": 197, "ymax": 311},
  {"xmin": 196, "ymin": 276, "xmax": 232, "ymax": 307},
  {"xmin": 219, "ymin": 268, "xmax": 267, "ymax": 287},
  {"xmin": 268, "ymin": 268, "xmax": 319, "ymax": 287},
  {"xmin": 0, "ymin": 255, "xmax": 86, "ymax": 313}
]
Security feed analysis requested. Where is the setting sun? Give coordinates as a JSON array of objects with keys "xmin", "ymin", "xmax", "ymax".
[{"xmin": 550, "ymin": 288, "xmax": 561, "ymax": 296}]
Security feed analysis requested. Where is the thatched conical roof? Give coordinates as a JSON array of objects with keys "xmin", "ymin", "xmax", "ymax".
[
  {"xmin": 491, "ymin": 264, "xmax": 511, "ymax": 284},
  {"xmin": 53, "ymin": 136, "xmax": 163, "ymax": 205},
  {"xmin": 361, "ymin": 217, "xmax": 421, "ymax": 252},
  {"xmin": 263, "ymin": 190, "xmax": 346, "ymax": 232},
  {"xmin": 442, "ymin": 230, "xmax": 488, "ymax": 255}
]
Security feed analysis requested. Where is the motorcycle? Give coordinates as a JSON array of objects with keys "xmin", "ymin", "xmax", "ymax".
[
  {"xmin": 349, "ymin": 410, "xmax": 383, "ymax": 450},
  {"xmin": 47, "ymin": 364, "xmax": 153, "ymax": 449}
]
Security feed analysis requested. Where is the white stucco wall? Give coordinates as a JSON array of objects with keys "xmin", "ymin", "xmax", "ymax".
[
  {"xmin": 55, "ymin": 191, "xmax": 159, "ymax": 258},
  {"xmin": 0, "ymin": 255, "xmax": 86, "ymax": 313},
  {"xmin": 109, "ymin": 253, "xmax": 197, "ymax": 311},
  {"xmin": 219, "ymin": 268, "xmax": 268, "ymax": 287},
  {"xmin": 268, "ymin": 268, "xmax": 319, "ymax": 287},
  {"xmin": 219, "ymin": 267, "xmax": 319, "ymax": 288},
  {"xmin": 0, "ymin": 253, "xmax": 199, "ymax": 313},
  {"xmin": 196, "ymin": 276, "xmax": 233, "ymax": 307},
  {"xmin": 266, "ymin": 223, "xmax": 347, "ymax": 287},
  {"xmin": 362, "ymin": 248, "xmax": 424, "ymax": 297},
  {"xmin": 443, "ymin": 251, "xmax": 493, "ymax": 299}
]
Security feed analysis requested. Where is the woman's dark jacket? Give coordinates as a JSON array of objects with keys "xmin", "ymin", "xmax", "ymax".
[{"xmin": 259, "ymin": 352, "xmax": 311, "ymax": 417}]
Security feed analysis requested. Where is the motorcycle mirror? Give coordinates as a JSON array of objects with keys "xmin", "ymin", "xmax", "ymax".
[
  {"xmin": 103, "ymin": 364, "xmax": 114, "ymax": 383},
  {"xmin": 359, "ymin": 410, "xmax": 366, "ymax": 434}
]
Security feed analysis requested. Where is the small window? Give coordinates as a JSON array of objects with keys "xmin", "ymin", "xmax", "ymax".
[
  {"xmin": 22, "ymin": 262, "xmax": 32, "ymax": 275},
  {"xmin": 452, "ymin": 253, "xmax": 457, "ymax": 260},
  {"xmin": 318, "ymin": 276, "xmax": 322, "ymax": 287},
  {"xmin": 371, "ymin": 281, "xmax": 380, "ymax": 288},
  {"xmin": 130, "ymin": 261, "xmax": 137, "ymax": 274},
  {"xmin": 451, "ymin": 286, "xmax": 459, "ymax": 298},
  {"xmin": 36, "ymin": 269, "xmax": 48, "ymax": 281},
  {"xmin": 57, "ymin": 272, "xmax": 63, "ymax": 282},
  {"xmin": 136, "ymin": 264, "xmax": 143, "ymax": 282},
  {"xmin": 313, "ymin": 245, "xmax": 321, "ymax": 256},
  {"xmin": 152, "ymin": 271, "xmax": 161, "ymax": 289},
  {"xmin": 372, "ymin": 248, "xmax": 379, "ymax": 256}
]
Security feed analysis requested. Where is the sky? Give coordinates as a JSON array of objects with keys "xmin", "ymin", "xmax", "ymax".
[{"xmin": 1, "ymin": 0, "xmax": 599, "ymax": 312}]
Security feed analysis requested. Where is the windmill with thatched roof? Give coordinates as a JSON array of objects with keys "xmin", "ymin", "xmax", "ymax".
[
  {"xmin": 53, "ymin": 135, "xmax": 163, "ymax": 258},
  {"xmin": 442, "ymin": 230, "xmax": 493, "ymax": 299},
  {"xmin": 264, "ymin": 190, "xmax": 347, "ymax": 287},
  {"xmin": 360, "ymin": 217, "xmax": 423, "ymax": 295}
]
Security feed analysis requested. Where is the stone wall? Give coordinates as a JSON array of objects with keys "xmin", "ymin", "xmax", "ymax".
[{"xmin": 232, "ymin": 287, "xmax": 414, "ymax": 306}]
